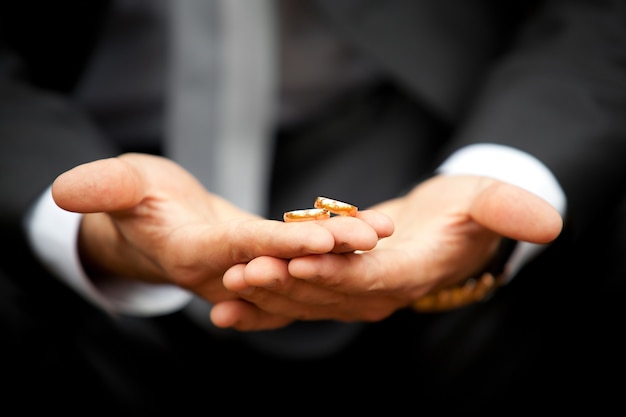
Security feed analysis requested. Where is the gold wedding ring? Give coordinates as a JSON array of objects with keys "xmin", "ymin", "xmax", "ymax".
[
  {"xmin": 283, "ymin": 197, "xmax": 358, "ymax": 222},
  {"xmin": 283, "ymin": 208, "xmax": 331, "ymax": 222},
  {"xmin": 314, "ymin": 196, "xmax": 358, "ymax": 217}
]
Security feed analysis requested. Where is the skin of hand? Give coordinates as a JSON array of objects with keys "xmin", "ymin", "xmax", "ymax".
[
  {"xmin": 51, "ymin": 153, "xmax": 393, "ymax": 329},
  {"xmin": 212, "ymin": 174, "xmax": 563, "ymax": 330}
]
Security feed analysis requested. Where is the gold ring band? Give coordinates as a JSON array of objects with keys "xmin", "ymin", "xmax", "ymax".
[
  {"xmin": 314, "ymin": 196, "xmax": 358, "ymax": 217},
  {"xmin": 283, "ymin": 208, "xmax": 331, "ymax": 222}
]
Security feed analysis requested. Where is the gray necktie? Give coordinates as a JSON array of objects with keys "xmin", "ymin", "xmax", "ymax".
[
  {"xmin": 169, "ymin": 0, "xmax": 365, "ymax": 358},
  {"xmin": 166, "ymin": 0, "xmax": 277, "ymax": 216}
]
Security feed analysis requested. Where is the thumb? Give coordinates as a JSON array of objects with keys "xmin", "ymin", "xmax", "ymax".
[
  {"xmin": 52, "ymin": 157, "xmax": 145, "ymax": 213},
  {"xmin": 470, "ymin": 181, "xmax": 563, "ymax": 244}
]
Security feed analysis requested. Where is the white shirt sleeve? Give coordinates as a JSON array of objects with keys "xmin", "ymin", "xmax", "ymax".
[
  {"xmin": 24, "ymin": 185, "xmax": 192, "ymax": 316},
  {"xmin": 437, "ymin": 143, "xmax": 567, "ymax": 282}
]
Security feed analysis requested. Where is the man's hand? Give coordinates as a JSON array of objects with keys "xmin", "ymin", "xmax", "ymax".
[
  {"xmin": 212, "ymin": 175, "xmax": 563, "ymax": 329},
  {"xmin": 52, "ymin": 153, "xmax": 392, "ymax": 325}
]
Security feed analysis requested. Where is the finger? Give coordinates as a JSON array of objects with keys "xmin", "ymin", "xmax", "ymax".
[
  {"xmin": 355, "ymin": 210, "xmax": 395, "ymax": 239},
  {"xmin": 213, "ymin": 291, "xmax": 398, "ymax": 325},
  {"xmin": 52, "ymin": 157, "xmax": 146, "ymax": 213},
  {"xmin": 312, "ymin": 214, "xmax": 384, "ymax": 253},
  {"xmin": 210, "ymin": 300, "xmax": 294, "ymax": 331},
  {"xmin": 288, "ymin": 251, "xmax": 396, "ymax": 292},
  {"xmin": 227, "ymin": 221, "xmax": 336, "ymax": 258},
  {"xmin": 222, "ymin": 256, "xmax": 290, "ymax": 293},
  {"xmin": 213, "ymin": 292, "xmax": 331, "ymax": 324},
  {"xmin": 226, "ymin": 256, "xmax": 345, "ymax": 304},
  {"xmin": 162, "ymin": 221, "xmax": 338, "ymax": 287},
  {"xmin": 222, "ymin": 263, "xmax": 250, "ymax": 292},
  {"xmin": 470, "ymin": 181, "xmax": 563, "ymax": 243}
]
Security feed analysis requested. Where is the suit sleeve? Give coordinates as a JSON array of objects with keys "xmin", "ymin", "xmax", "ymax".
[
  {"xmin": 0, "ymin": 44, "xmax": 119, "ymax": 297},
  {"xmin": 441, "ymin": 0, "xmax": 626, "ymax": 239}
]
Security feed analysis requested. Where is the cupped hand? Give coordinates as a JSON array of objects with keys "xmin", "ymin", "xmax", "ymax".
[
  {"xmin": 51, "ymin": 153, "xmax": 389, "ymax": 311},
  {"xmin": 212, "ymin": 175, "xmax": 563, "ymax": 329}
]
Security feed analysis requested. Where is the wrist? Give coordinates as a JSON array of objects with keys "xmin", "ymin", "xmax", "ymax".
[{"xmin": 411, "ymin": 238, "xmax": 517, "ymax": 312}]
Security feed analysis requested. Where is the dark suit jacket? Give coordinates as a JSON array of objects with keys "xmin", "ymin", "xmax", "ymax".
[
  {"xmin": 2, "ymin": 0, "xmax": 626, "ymax": 236},
  {"xmin": 1, "ymin": 0, "xmax": 625, "ymax": 411}
]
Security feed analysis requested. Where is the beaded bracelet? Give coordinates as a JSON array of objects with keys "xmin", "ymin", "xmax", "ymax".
[
  {"xmin": 410, "ymin": 271, "xmax": 506, "ymax": 312},
  {"xmin": 411, "ymin": 238, "xmax": 517, "ymax": 312}
]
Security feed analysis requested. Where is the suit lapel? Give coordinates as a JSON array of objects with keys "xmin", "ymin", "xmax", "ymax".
[{"xmin": 315, "ymin": 0, "xmax": 519, "ymax": 122}]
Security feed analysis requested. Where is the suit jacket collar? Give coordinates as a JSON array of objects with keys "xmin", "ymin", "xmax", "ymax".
[{"xmin": 315, "ymin": 0, "xmax": 535, "ymax": 122}]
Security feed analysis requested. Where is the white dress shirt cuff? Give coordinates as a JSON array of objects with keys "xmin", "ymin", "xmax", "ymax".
[
  {"xmin": 24, "ymin": 186, "xmax": 192, "ymax": 316},
  {"xmin": 437, "ymin": 143, "xmax": 567, "ymax": 281}
]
